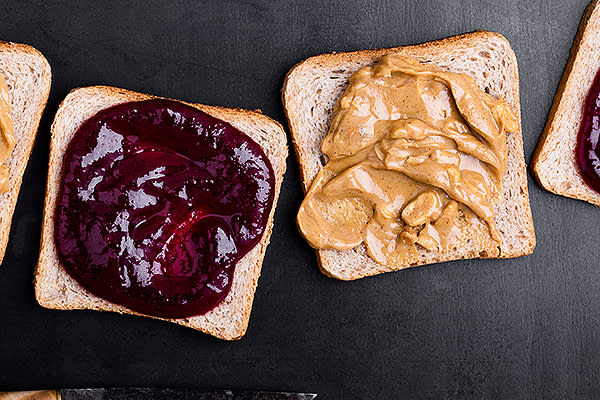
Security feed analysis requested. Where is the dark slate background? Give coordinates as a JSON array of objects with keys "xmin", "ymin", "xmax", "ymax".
[{"xmin": 0, "ymin": 1, "xmax": 597, "ymax": 399}]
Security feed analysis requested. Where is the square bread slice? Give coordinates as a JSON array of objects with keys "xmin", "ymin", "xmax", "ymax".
[
  {"xmin": 282, "ymin": 31, "xmax": 535, "ymax": 281},
  {"xmin": 532, "ymin": 0, "xmax": 600, "ymax": 205},
  {"xmin": 35, "ymin": 86, "xmax": 287, "ymax": 340},
  {"xmin": 0, "ymin": 41, "xmax": 51, "ymax": 264}
]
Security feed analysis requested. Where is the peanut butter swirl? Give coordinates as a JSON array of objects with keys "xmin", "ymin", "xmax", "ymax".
[
  {"xmin": 297, "ymin": 55, "xmax": 519, "ymax": 267},
  {"xmin": 0, "ymin": 74, "xmax": 15, "ymax": 193}
]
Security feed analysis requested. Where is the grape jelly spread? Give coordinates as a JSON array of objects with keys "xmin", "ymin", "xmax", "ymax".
[
  {"xmin": 55, "ymin": 99, "xmax": 275, "ymax": 318},
  {"xmin": 577, "ymin": 69, "xmax": 600, "ymax": 193}
]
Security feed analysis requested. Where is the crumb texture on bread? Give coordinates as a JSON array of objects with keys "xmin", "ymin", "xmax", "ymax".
[
  {"xmin": 35, "ymin": 86, "xmax": 287, "ymax": 340},
  {"xmin": 532, "ymin": 0, "xmax": 600, "ymax": 206},
  {"xmin": 0, "ymin": 42, "xmax": 51, "ymax": 264},
  {"xmin": 283, "ymin": 31, "xmax": 535, "ymax": 280}
]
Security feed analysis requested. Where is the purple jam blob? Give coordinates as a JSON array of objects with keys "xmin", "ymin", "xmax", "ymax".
[
  {"xmin": 577, "ymin": 69, "xmax": 600, "ymax": 193},
  {"xmin": 54, "ymin": 99, "xmax": 275, "ymax": 318}
]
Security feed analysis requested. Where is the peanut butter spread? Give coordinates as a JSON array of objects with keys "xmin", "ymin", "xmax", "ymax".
[
  {"xmin": 0, "ymin": 74, "xmax": 14, "ymax": 193},
  {"xmin": 0, "ymin": 390, "xmax": 58, "ymax": 400},
  {"xmin": 297, "ymin": 55, "xmax": 519, "ymax": 267}
]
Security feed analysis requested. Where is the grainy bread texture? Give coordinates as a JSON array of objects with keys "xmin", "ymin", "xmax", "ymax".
[
  {"xmin": 0, "ymin": 42, "xmax": 51, "ymax": 265},
  {"xmin": 532, "ymin": 0, "xmax": 600, "ymax": 205},
  {"xmin": 35, "ymin": 86, "xmax": 288, "ymax": 340},
  {"xmin": 283, "ymin": 31, "xmax": 535, "ymax": 280}
]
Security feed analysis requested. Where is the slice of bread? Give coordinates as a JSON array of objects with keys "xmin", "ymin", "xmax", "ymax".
[
  {"xmin": 282, "ymin": 31, "xmax": 535, "ymax": 280},
  {"xmin": 35, "ymin": 86, "xmax": 287, "ymax": 340},
  {"xmin": 532, "ymin": 0, "xmax": 600, "ymax": 205},
  {"xmin": 0, "ymin": 41, "xmax": 51, "ymax": 264}
]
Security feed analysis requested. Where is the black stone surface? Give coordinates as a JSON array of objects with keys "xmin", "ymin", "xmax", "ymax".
[{"xmin": 0, "ymin": 1, "xmax": 597, "ymax": 399}]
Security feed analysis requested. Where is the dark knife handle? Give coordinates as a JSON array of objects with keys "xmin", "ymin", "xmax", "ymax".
[
  {"xmin": 60, "ymin": 388, "xmax": 316, "ymax": 400},
  {"xmin": 61, "ymin": 389, "xmax": 228, "ymax": 400}
]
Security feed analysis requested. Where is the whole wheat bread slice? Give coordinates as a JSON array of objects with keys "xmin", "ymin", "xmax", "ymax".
[
  {"xmin": 35, "ymin": 86, "xmax": 288, "ymax": 340},
  {"xmin": 532, "ymin": 0, "xmax": 600, "ymax": 205},
  {"xmin": 282, "ymin": 31, "xmax": 535, "ymax": 280},
  {"xmin": 0, "ymin": 42, "xmax": 51, "ymax": 265}
]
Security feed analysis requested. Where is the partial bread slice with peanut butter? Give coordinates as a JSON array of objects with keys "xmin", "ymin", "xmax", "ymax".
[
  {"xmin": 0, "ymin": 41, "xmax": 51, "ymax": 265},
  {"xmin": 283, "ymin": 31, "xmax": 535, "ymax": 280},
  {"xmin": 35, "ymin": 86, "xmax": 287, "ymax": 340}
]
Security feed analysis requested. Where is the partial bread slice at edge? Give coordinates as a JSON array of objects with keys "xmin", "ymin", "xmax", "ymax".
[
  {"xmin": 0, "ymin": 41, "xmax": 51, "ymax": 264},
  {"xmin": 282, "ymin": 31, "xmax": 535, "ymax": 281},
  {"xmin": 532, "ymin": 0, "xmax": 600, "ymax": 205},
  {"xmin": 35, "ymin": 86, "xmax": 288, "ymax": 340}
]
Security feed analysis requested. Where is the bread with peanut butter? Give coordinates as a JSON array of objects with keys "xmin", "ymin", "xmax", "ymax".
[
  {"xmin": 35, "ymin": 86, "xmax": 287, "ymax": 340},
  {"xmin": 532, "ymin": 0, "xmax": 600, "ymax": 205},
  {"xmin": 283, "ymin": 31, "xmax": 535, "ymax": 280},
  {"xmin": 0, "ymin": 41, "xmax": 51, "ymax": 265}
]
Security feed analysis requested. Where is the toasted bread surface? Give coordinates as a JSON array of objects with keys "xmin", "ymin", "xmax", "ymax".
[
  {"xmin": 0, "ymin": 42, "xmax": 51, "ymax": 265},
  {"xmin": 35, "ymin": 86, "xmax": 287, "ymax": 340},
  {"xmin": 283, "ymin": 31, "xmax": 535, "ymax": 280},
  {"xmin": 532, "ymin": 0, "xmax": 600, "ymax": 205}
]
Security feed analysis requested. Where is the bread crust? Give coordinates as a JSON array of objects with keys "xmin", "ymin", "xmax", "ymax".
[
  {"xmin": 35, "ymin": 86, "xmax": 288, "ymax": 340},
  {"xmin": 0, "ymin": 41, "xmax": 51, "ymax": 265},
  {"xmin": 531, "ymin": 0, "xmax": 600, "ymax": 206},
  {"xmin": 282, "ymin": 31, "xmax": 536, "ymax": 280}
]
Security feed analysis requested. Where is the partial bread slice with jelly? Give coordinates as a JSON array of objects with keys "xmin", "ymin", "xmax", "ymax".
[
  {"xmin": 532, "ymin": 0, "xmax": 600, "ymax": 205},
  {"xmin": 35, "ymin": 86, "xmax": 287, "ymax": 340},
  {"xmin": 282, "ymin": 31, "xmax": 535, "ymax": 280},
  {"xmin": 0, "ymin": 42, "xmax": 51, "ymax": 265}
]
